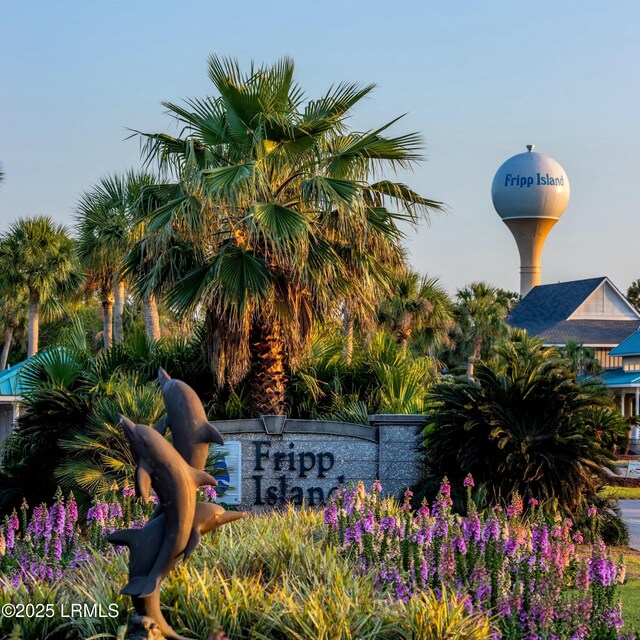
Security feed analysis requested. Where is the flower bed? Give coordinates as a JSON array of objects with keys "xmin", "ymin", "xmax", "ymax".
[
  {"xmin": 0, "ymin": 484, "xmax": 217, "ymax": 586},
  {"xmin": 324, "ymin": 478, "xmax": 635, "ymax": 640}
]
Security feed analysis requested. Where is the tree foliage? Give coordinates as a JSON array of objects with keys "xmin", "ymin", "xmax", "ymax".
[{"xmin": 417, "ymin": 332, "xmax": 627, "ymax": 515}]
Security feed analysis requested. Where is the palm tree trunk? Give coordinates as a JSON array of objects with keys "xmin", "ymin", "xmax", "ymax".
[
  {"xmin": 113, "ymin": 280, "xmax": 125, "ymax": 343},
  {"xmin": 143, "ymin": 293, "xmax": 161, "ymax": 342},
  {"xmin": 102, "ymin": 294, "xmax": 114, "ymax": 349},
  {"xmin": 342, "ymin": 304, "xmax": 353, "ymax": 364},
  {"xmin": 0, "ymin": 326, "xmax": 13, "ymax": 371},
  {"xmin": 28, "ymin": 291, "xmax": 39, "ymax": 358},
  {"xmin": 249, "ymin": 316, "xmax": 287, "ymax": 416}
]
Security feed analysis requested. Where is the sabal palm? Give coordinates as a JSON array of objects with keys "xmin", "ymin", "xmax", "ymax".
[
  {"xmin": 0, "ymin": 217, "xmax": 80, "ymax": 357},
  {"xmin": 77, "ymin": 171, "xmax": 157, "ymax": 348},
  {"xmin": 420, "ymin": 333, "xmax": 626, "ymax": 512},
  {"xmin": 455, "ymin": 282, "xmax": 511, "ymax": 376},
  {"xmin": 133, "ymin": 55, "xmax": 442, "ymax": 414},
  {"xmin": 0, "ymin": 270, "xmax": 27, "ymax": 371},
  {"xmin": 378, "ymin": 269, "xmax": 454, "ymax": 352}
]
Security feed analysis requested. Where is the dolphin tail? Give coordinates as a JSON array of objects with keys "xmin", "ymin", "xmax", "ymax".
[
  {"xmin": 120, "ymin": 575, "xmax": 151, "ymax": 596},
  {"xmin": 107, "ymin": 528, "xmax": 140, "ymax": 548},
  {"xmin": 201, "ymin": 421, "xmax": 224, "ymax": 446},
  {"xmin": 135, "ymin": 574, "xmax": 162, "ymax": 599}
]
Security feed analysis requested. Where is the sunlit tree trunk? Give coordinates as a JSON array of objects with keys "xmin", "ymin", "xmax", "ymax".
[
  {"xmin": 249, "ymin": 316, "xmax": 287, "ymax": 416},
  {"xmin": 0, "ymin": 326, "xmax": 13, "ymax": 371},
  {"xmin": 27, "ymin": 291, "xmax": 39, "ymax": 358},
  {"xmin": 113, "ymin": 279, "xmax": 125, "ymax": 343},
  {"xmin": 102, "ymin": 291, "xmax": 114, "ymax": 349},
  {"xmin": 144, "ymin": 293, "xmax": 161, "ymax": 342},
  {"xmin": 342, "ymin": 304, "xmax": 353, "ymax": 364}
]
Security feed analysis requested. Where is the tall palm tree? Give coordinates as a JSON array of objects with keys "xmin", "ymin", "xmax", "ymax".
[
  {"xmin": 77, "ymin": 171, "xmax": 158, "ymax": 347},
  {"xmin": 378, "ymin": 269, "xmax": 454, "ymax": 353},
  {"xmin": 132, "ymin": 55, "xmax": 442, "ymax": 415},
  {"xmin": 455, "ymin": 282, "xmax": 511, "ymax": 379},
  {"xmin": 0, "ymin": 272, "xmax": 26, "ymax": 371},
  {"xmin": 0, "ymin": 217, "xmax": 80, "ymax": 357}
]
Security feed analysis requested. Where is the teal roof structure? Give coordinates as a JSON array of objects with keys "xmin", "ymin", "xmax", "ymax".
[
  {"xmin": 0, "ymin": 360, "xmax": 27, "ymax": 396},
  {"xmin": 596, "ymin": 368, "xmax": 640, "ymax": 386},
  {"xmin": 610, "ymin": 329, "xmax": 640, "ymax": 357}
]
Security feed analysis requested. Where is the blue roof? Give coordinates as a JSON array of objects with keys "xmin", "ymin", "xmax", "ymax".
[
  {"xmin": 610, "ymin": 329, "xmax": 640, "ymax": 357},
  {"xmin": 595, "ymin": 368, "xmax": 640, "ymax": 386},
  {"xmin": 0, "ymin": 360, "xmax": 27, "ymax": 396}
]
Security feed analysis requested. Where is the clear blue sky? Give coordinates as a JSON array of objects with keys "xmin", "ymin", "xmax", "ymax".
[{"xmin": 1, "ymin": 0, "xmax": 638, "ymax": 294}]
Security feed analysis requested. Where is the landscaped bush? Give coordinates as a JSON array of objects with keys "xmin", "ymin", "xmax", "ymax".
[
  {"xmin": 324, "ymin": 479, "xmax": 635, "ymax": 640},
  {"xmin": 415, "ymin": 333, "xmax": 629, "ymax": 544}
]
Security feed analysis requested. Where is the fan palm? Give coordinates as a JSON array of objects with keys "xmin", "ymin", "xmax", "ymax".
[
  {"xmin": 132, "ymin": 55, "xmax": 442, "ymax": 415},
  {"xmin": 0, "ymin": 247, "xmax": 28, "ymax": 370},
  {"xmin": 378, "ymin": 269, "xmax": 454, "ymax": 353},
  {"xmin": 0, "ymin": 217, "xmax": 81, "ymax": 357},
  {"xmin": 455, "ymin": 282, "xmax": 512, "ymax": 378},
  {"xmin": 419, "ymin": 332, "xmax": 626, "ymax": 512},
  {"xmin": 77, "ymin": 171, "xmax": 158, "ymax": 347}
]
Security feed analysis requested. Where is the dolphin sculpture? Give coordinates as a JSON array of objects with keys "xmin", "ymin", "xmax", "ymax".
[
  {"xmin": 118, "ymin": 415, "xmax": 217, "ymax": 598},
  {"xmin": 108, "ymin": 503, "xmax": 245, "ymax": 640},
  {"xmin": 155, "ymin": 368, "xmax": 224, "ymax": 471}
]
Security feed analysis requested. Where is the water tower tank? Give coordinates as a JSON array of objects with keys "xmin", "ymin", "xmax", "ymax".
[{"xmin": 491, "ymin": 145, "xmax": 570, "ymax": 295}]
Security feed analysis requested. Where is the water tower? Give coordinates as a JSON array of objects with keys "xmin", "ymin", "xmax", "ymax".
[{"xmin": 491, "ymin": 145, "xmax": 570, "ymax": 296}]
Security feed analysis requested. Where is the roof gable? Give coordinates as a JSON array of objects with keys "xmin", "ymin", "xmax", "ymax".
[
  {"xmin": 508, "ymin": 277, "xmax": 608, "ymax": 330},
  {"xmin": 569, "ymin": 280, "xmax": 639, "ymax": 321}
]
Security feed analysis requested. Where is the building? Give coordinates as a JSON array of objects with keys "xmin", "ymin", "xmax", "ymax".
[
  {"xmin": 507, "ymin": 276, "xmax": 640, "ymax": 451},
  {"xmin": 0, "ymin": 360, "xmax": 26, "ymax": 447}
]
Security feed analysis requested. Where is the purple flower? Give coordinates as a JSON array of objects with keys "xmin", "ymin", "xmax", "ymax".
[{"xmin": 463, "ymin": 474, "xmax": 474, "ymax": 488}]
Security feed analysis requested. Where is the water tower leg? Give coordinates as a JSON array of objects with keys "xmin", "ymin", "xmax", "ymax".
[{"xmin": 504, "ymin": 218, "xmax": 558, "ymax": 296}]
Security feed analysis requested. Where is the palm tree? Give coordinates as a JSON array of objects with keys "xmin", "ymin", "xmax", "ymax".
[
  {"xmin": 418, "ymin": 332, "xmax": 627, "ymax": 513},
  {"xmin": 0, "ymin": 217, "xmax": 80, "ymax": 357},
  {"xmin": 132, "ymin": 55, "xmax": 442, "ymax": 415},
  {"xmin": 562, "ymin": 339, "xmax": 602, "ymax": 377},
  {"xmin": 455, "ymin": 282, "xmax": 511, "ymax": 378},
  {"xmin": 378, "ymin": 269, "xmax": 454, "ymax": 353},
  {"xmin": 0, "ymin": 274, "xmax": 26, "ymax": 371},
  {"xmin": 77, "ymin": 171, "xmax": 157, "ymax": 347}
]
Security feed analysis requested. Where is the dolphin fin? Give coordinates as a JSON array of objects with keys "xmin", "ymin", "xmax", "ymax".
[
  {"xmin": 135, "ymin": 461, "xmax": 153, "ymax": 504},
  {"xmin": 201, "ymin": 421, "xmax": 224, "ymax": 445},
  {"xmin": 152, "ymin": 415, "xmax": 169, "ymax": 436},
  {"xmin": 192, "ymin": 468, "xmax": 217, "ymax": 488},
  {"xmin": 120, "ymin": 575, "xmax": 150, "ymax": 596},
  {"xmin": 158, "ymin": 367, "xmax": 171, "ymax": 389},
  {"xmin": 106, "ymin": 528, "xmax": 140, "ymax": 548},
  {"xmin": 216, "ymin": 510, "xmax": 246, "ymax": 526}
]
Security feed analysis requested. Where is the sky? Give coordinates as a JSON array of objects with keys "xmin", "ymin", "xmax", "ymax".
[{"xmin": 1, "ymin": 0, "xmax": 639, "ymax": 295}]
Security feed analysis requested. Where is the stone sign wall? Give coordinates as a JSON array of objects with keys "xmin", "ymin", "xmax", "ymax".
[{"xmin": 215, "ymin": 414, "xmax": 426, "ymax": 511}]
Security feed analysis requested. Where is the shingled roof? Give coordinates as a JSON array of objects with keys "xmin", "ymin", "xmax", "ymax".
[{"xmin": 507, "ymin": 277, "xmax": 640, "ymax": 346}]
